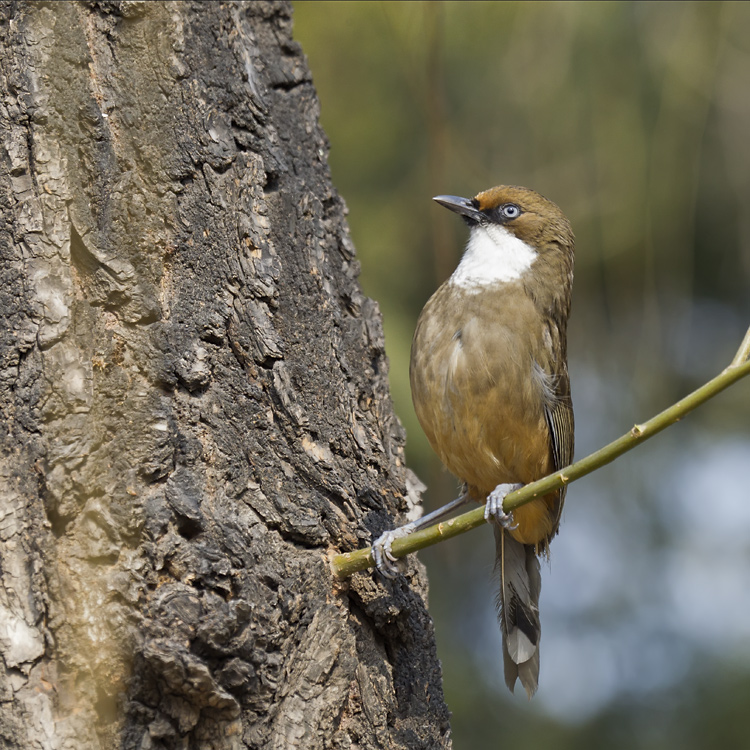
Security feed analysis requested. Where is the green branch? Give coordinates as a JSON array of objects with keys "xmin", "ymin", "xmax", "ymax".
[{"xmin": 332, "ymin": 326, "xmax": 750, "ymax": 579}]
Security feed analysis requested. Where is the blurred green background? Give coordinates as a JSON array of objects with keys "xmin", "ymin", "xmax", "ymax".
[{"xmin": 293, "ymin": 2, "xmax": 750, "ymax": 747}]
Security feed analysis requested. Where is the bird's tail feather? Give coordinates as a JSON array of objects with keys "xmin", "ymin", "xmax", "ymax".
[{"xmin": 494, "ymin": 526, "xmax": 542, "ymax": 698}]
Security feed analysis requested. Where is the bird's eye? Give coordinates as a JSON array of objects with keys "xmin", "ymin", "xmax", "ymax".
[{"xmin": 500, "ymin": 204, "xmax": 521, "ymax": 220}]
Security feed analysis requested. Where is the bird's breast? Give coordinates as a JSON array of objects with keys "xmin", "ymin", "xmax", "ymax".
[{"xmin": 410, "ymin": 281, "xmax": 554, "ymax": 496}]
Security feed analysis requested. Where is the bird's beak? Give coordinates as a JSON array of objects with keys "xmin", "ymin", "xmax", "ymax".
[{"xmin": 433, "ymin": 194, "xmax": 484, "ymax": 223}]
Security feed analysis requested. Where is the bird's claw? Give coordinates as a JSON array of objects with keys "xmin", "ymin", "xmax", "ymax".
[
  {"xmin": 485, "ymin": 483, "xmax": 523, "ymax": 529},
  {"xmin": 371, "ymin": 523, "xmax": 415, "ymax": 578}
]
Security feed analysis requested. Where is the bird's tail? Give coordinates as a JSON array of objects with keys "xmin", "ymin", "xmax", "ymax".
[{"xmin": 494, "ymin": 526, "xmax": 542, "ymax": 698}]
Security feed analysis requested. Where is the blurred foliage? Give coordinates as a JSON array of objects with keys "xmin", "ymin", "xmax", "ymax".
[{"xmin": 293, "ymin": 2, "xmax": 750, "ymax": 748}]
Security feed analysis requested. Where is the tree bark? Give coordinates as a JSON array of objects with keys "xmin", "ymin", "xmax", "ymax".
[{"xmin": 0, "ymin": 2, "xmax": 450, "ymax": 748}]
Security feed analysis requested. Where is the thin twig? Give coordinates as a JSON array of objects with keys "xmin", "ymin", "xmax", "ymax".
[
  {"xmin": 331, "ymin": 327, "xmax": 750, "ymax": 579},
  {"xmin": 730, "ymin": 325, "xmax": 750, "ymax": 368}
]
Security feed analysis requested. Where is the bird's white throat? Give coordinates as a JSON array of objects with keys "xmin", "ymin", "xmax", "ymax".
[{"xmin": 450, "ymin": 224, "xmax": 537, "ymax": 291}]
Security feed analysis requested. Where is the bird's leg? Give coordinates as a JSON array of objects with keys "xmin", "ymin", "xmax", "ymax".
[
  {"xmin": 485, "ymin": 483, "xmax": 522, "ymax": 529},
  {"xmin": 372, "ymin": 493, "xmax": 471, "ymax": 578}
]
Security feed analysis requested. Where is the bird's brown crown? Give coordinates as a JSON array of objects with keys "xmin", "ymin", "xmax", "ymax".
[{"xmin": 474, "ymin": 185, "xmax": 574, "ymax": 252}]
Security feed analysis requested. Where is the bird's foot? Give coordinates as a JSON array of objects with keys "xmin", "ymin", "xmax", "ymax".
[
  {"xmin": 371, "ymin": 523, "xmax": 416, "ymax": 578},
  {"xmin": 484, "ymin": 483, "xmax": 523, "ymax": 529}
]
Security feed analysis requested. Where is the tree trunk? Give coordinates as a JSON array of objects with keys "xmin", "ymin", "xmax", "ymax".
[{"xmin": 0, "ymin": 2, "xmax": 451, "ymax": 747}]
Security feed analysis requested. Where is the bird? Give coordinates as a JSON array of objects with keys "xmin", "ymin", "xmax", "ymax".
[{"xmin": 372, "ymin": 185, "xmax": 575, "ymax": 698}]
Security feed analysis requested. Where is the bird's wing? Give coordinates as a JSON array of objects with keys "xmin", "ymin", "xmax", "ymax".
[{"xmin": 544, "ymin": 362, "xmax": 574, "ymax": 533}]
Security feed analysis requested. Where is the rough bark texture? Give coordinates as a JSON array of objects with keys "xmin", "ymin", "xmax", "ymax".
[{"xmin": 0, "ymin": 2, "xmax": 451, "ymax": 748}]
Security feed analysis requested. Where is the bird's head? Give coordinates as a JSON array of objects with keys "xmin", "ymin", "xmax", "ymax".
[{"xmin": 434, "ymin": 185, "xmax": 574, "ymax": 290}]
